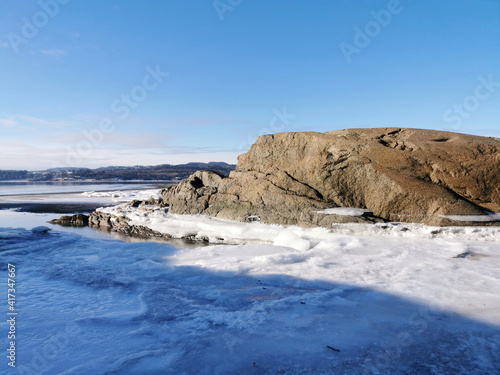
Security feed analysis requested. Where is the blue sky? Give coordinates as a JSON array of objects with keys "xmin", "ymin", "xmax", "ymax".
[{"xmin": 1, "ymin": 0, "xmax": 499, "ymax": 169}]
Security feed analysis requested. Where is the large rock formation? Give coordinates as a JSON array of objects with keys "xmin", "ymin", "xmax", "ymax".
[{"xmin": 162, "ymin": 128, "xmax": 500, "ymax": 227}]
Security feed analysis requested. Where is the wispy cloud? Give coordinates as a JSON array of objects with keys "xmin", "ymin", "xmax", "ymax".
[
  {"xmin": 68, "ymin": 148, "xmax": 239, "ymax": 169},
  {"xmin": 53, "ymin": 131, "xmax": 166, "ymax": 148},
  {"xmin": 0, "ymin": 41, "xmax": 9, "ymax": 48},
  {"xmin": 0, "ymin": 143, "xmax": 239, "ymax": 170},
  {"xmin": 0, "ymin": 116, "xmax": 18, "ymax": 127},
  {"xmin": 0, "ymin": 141, "xmax": 75, "ymax": 170},
  {"xmin": 108, "ymin": 133, "xmax": 166, "ymax": 148},
  {"xmin": 19, "ymin": 115, "xmax": 70, "ymax": 128},
  {"xmin": 41, "ymin": 48, "xmax": 66, "ymax": 58}
]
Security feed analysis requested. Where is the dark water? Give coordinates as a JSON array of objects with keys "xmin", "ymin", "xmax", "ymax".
[{"xmin": 0, "ymin": 202, "xmax": 108, "ymax": 213}]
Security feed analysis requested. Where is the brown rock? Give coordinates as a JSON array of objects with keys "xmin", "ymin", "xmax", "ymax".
[
  {"xmin": 162, "ymin": 170, "xmax": 225, "ymax": 215},
  {"xmin": 49, "ymin": 214, "xmax": 89, "ymax": 227},
  {"xmin": 88, "ymin": 209, "xmax": 168, "ymax": 237},
  {"xmin": 162, "ymin": 128, "xmax": 500, "ymax": 227}
]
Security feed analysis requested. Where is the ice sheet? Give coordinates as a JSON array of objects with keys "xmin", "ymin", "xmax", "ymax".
[
  {"xmin": 0, "ymin": 226, "xmax": 498, "ymax": 374},
  {"xmin": 441, "ymin": 213, "xmax": 500, "ymax": 222},
  {"xmin": 314, "ymin": 207, "xmax": 372, "ymax": 216}
]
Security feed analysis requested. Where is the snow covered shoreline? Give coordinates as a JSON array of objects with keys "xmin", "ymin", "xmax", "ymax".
[
  {"xmin": 0, "ymin": 187, "xmax": 498, "ymax": 374},
  {"xmin": 92, "ymin": 203, "xmax": 500, "ymax": 323},
  {"xmin": 97, "ymin": 203, "xmax": 500, "ymax": 245},
  {"xmin": 3, "ymin": 186, "xmax": 499, "ymax": 373},
  {"xmin": 2, "ymin": 215, "xmax": 499, "ymax": 373}
]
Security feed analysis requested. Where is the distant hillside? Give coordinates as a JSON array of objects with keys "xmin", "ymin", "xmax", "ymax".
[{"xmin": 0, "ymin": 162, "xmax": 236, "ymax": 181}]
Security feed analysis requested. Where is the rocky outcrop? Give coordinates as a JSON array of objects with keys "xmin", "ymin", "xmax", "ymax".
[
  {"xmin": 162, "ymin": 128, "xmax": 500, "ymax": 227},
  {"xmin": 88, "ymin": 209, "xmax": 167, "ymax": 237},
  {"xmin": 49, "ymin": 214, "xmax": 89, "ymax": 227},
  {"xmin": 161, "ymin": 170, "xmax": 384, "ymax": 226},
  {"xmin": 159, "ymin": 170, "xmax": 225, "ymax": 214}
]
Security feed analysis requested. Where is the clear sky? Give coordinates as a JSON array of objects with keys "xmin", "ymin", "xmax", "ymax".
[{"xmin": 1, "ymin": 0, "xmax": 499, "ymax": 170}]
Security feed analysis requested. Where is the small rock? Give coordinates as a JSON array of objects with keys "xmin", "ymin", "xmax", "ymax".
[
  {"xmin": 32, "ymin": 226, "xmax": 51, "ymax": 234},
  {"xmin": 326, "ymin": 345, "xmax": 340, "ymax": 352},
  {"xmin": 49, "ymin": 214, "xmax": 89, "ymax": 227}
]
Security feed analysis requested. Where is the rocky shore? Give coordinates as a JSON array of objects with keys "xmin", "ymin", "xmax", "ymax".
[
  {"xmin": 161, "ymin": 128, "xmax": 500, "ymax": 226},
  {"xmin": 54, "ymin": 128, "xmax": 500, "ymax": 236}
]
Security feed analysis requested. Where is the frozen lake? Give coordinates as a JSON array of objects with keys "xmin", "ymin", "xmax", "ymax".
[
  {"xmin": 0, "ymin": 188, "xmax": 499, "ymax": 374},
  {"xmin": 1, "ymin": 225, "xmax": 499, "ymax": 374},
  {"xmin": 0, "ymin": 181, "xmax": 173, "ymax": 196}
]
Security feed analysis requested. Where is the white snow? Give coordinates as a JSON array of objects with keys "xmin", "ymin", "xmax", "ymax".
[
  {"xmin": 31, "ymin": 225, "xmax": 51, "ymax": 233},
  {"xmin": 314, "ymin": 207, "xmax": 372, "ymax": 216},
  {"xmin": 98, "ymin": 204, "xmax": 500, "ymax": 243},
  {"xmin": 0, "ymin": 186, "xmax": 162, "ymax": 205},
  {"xmin": 81, "ymin": 189, "xmax": 160, "ymax": 203},
  {"xmin": 2, "ymin": 203, "xmax": 499, "ymax": 373},
  {"xmin": 441, "ymin": 213, "xmax": 500, "ymax": 222},
  {"xmin": 96, "ymin": 204, "xmax": 500, "ymax": 324},
  {"xmin": 273, "ymin": 230, "xmax": 311, "ymax": 251}
]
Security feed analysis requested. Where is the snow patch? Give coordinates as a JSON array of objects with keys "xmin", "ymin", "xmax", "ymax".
[
  {"xmin": 315, "ymin": 207, "xmax": 372, "ymax": 216},
  {"xmin": 82, "ymin": 189, "xmax": 160, "ymax": 203},
  {"xmin": 440, "ymin": 213, "xmax": 500, "ymax": 222},
  {"xmin": 97, "ymin": 204, "xmax": 500, "ymax": 245},
  {"xmin": 2, "ymin": 212, "xmax": 500, "ymax": 374},
  {"xmin": 273, "ymin": 231, "xmax": 310, "ymax": 251}
]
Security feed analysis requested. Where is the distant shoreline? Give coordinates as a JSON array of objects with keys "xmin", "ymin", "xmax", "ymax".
[
  {"xmin": 0, "ymin": 182, "xmax": 173, "ymax": 199},
  {"xmin": 0, "ymin": 179, "xmax": 177, "ymax": 184}
]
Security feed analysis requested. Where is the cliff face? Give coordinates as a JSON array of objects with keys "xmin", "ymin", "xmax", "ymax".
[{"xmin": 163, "ymin": 128, "xmax": 500, "ymax": 227}]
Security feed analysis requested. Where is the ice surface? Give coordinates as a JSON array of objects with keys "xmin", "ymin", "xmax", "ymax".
[
  {"xmin": 0, "ymin": 182, "xmax": 165, "ymax": 196},
  {"xmin": 0, "ymin": 188, "xmax": 161, "ymax": 206},
  {"xmin": 314, "ymin": 207, "xmax": 372, "ymax": 216},
  {"xmin": 31, "ymin": 226, "xmax": 51, "ymax": 233},
  {"xmin": 273, "ymin": 230, "xmax": 311, "ymax": 251},
  {"xmin": 441, "ymin": 213, "xmax": 500, "ymax": 222},
  {"xmin": 1, "ymin": 216, "xmax": 499, "ymax": 373},
  {"xmin": 81, "ymin": 189, "xmax": 161, "ymax": 203},
  {"xmin": 99, "ymin": 204, "xmax": 500, "ymax": 243}
]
